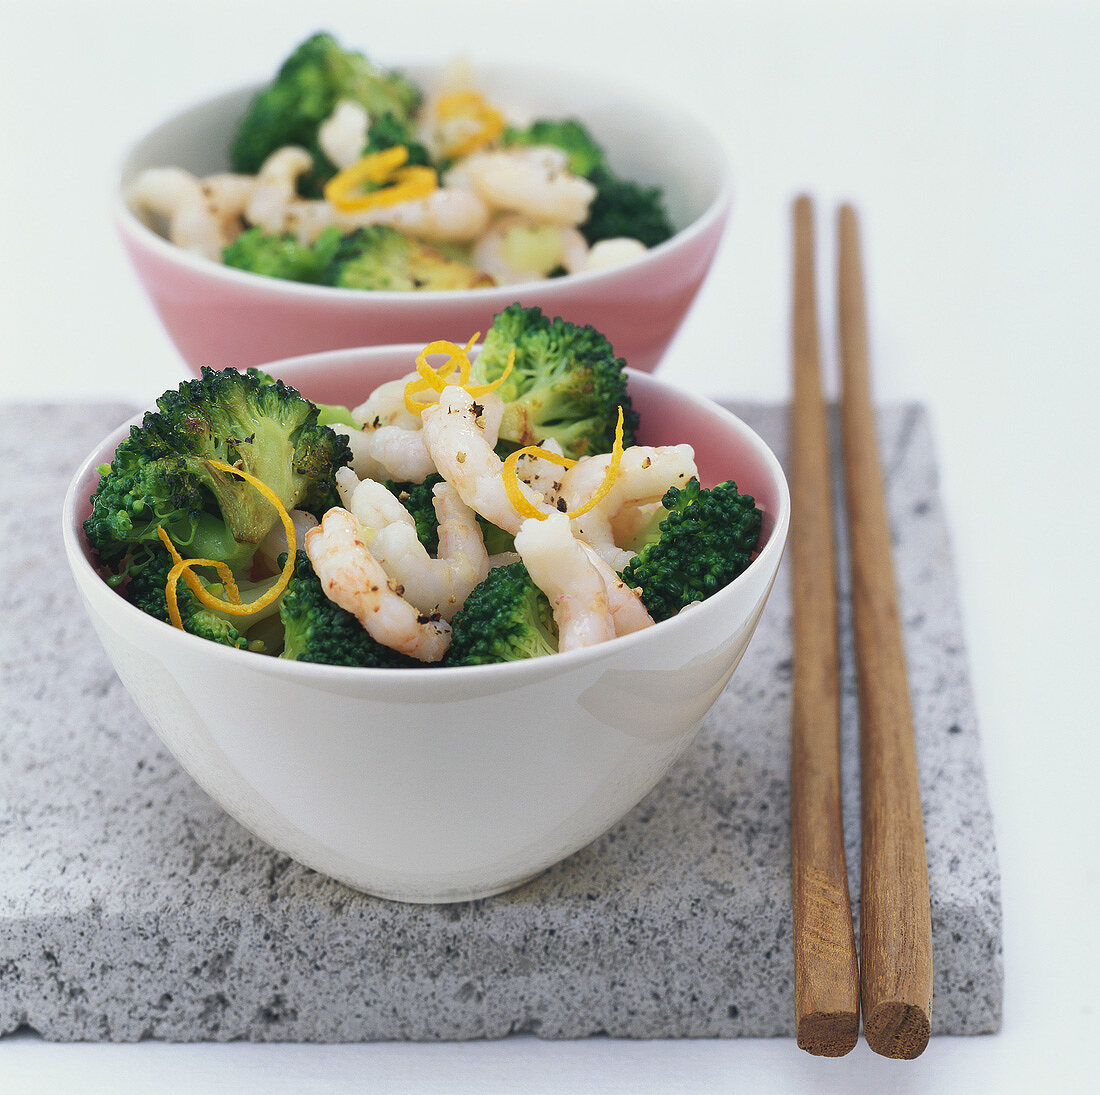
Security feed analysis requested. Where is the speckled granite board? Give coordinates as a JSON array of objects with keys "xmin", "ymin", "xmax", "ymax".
[{"xmin": 0, "ymin": 401, "xmax": 1001, "ymax": 1042}]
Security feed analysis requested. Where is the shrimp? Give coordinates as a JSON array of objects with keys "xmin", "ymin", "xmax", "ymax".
[
  {"xmin": 328, "ymin": 421, "xmax": 438, "ymax": 484},
  {"xmin": 255, "ymin": 508, "xmax": 319, "ymax": 573},
  {"xmin": 304, "ymin": 507, "xmax": 451, "ymax": 663},
  {"xmin": 341, "ymin": 476, "xmax": 489, "ymax": 620},
  {"xmin": 352, "ymin": 372, "xmax": 424, "ymax": 430},
  {"xmin": 583, "ymin": 237, "xmax": 649, "ymax": 272},
  {"xmin": 280, "ymin": 185, "xmax": 492, "ymax": 245},
  {"xmin": 471, "ymin": 213, "xmax": 589, "ymax": 285},
  {"xmin": 352, "ymin": 186, "xmax": 492, "ymax": 243},
  {"xmin": 512, "ymin": 438, "xmax": 567, "ymax": 499},
  {"xmin": 579, "ymin": 543, "xmax": 654, "ymax": 637},
  {"xmin": 246, "ymin": 146, "xmax": 314, "ymax": 234},
  {"xmin": 318, "ymin": 100, "xmax": 370, "ymax": 170},
  {"xmin": 559, "ymin": 444, "xmax": 698, "ymax": 570},
  {"xmin": 421, "ymin": 386, "xmax": 552, "ymax": 534},
  {"xmin": 514, "ymin": 512, "xmax": 614, "ymax": 652},
  {"xmin": 448, "ymin": 147, "xmax": 597, "ymax": 227},
  {"xmin": 128, "ymin": 167, "xmax": 254, "ymax": 260},
  {"xmin": 331, "ymin": 384, "xmax": 504, "ymax": 485}
]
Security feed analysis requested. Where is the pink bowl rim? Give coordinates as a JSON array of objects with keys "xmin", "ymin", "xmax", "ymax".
[
  {"xmin": 115, "ymin": 69, "xmax": 734, "ymax": 304},
  {"xmin": 62, "ymin": 352, "xmax": 788, "ymax": 687}
]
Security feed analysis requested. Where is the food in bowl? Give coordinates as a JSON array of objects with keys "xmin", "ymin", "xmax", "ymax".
[
  {"xmin": 126, "ymin": 32, "xmax": 676, "ymax": 292},
  {"xmin": 84, "ymin": 305, "xmax": 762, "ymax": 668}
]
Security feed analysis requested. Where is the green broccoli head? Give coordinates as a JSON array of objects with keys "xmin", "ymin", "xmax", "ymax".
[
  {"xmin": 323, "ymin": 226, "xmax": 493, "ymax": 291},
  {"xmin": 620, "ymin": 478, "xmax": 762, "ymax": 621},
  {"xmin": 501, "ymin": 118, "xmax": 606, "ymax": 178},
  {"xmin": 222, "ymin": 226, "xmax": 327, "ymax": 282},
  {"xmin": 84, "ymin": 368, "xmax": 351, "ymax": 581},
  {"xmin": 582, "ymin": 166, "xmax": 675, "ymax": 249},
  {"xmin": 125, "ymin": 547, "xmax": 248, "ymax": 649},
  {"xmin": 230, "ymin": 32, "xmax": 422, "ymax": 195},
  {"xmin": 363, "ymin": 111, "xmax": 433, "ymax": 168},
  {"xmin": 125, "ymin": 545, "xmax": 285, "ymax": 650},
  {"xmin": 279, "ymin": 551, "xmax": 419, "ymax": 667},
  {"xmin": 447, "ymin": 562, "xmax": 558, "ymax": 665},
  {"xmin": 471, "ymin": 303, "xmax": 639, "ymax": 459}
]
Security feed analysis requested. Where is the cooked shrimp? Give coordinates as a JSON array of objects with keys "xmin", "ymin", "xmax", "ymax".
[
  {"xmin": 514, "ymin": 512, "xmax": 614, "ymax": 652},
  {"xmin": 246, "ymin": 146, "xmax": 314, "ymax": 234},
  {"xmin": 283, "ymin": 198, "xmax": 339, "ymax": 244},
  {"xmin": 255, "ymin": 508, "xmax": 319, "ymax": 573},
  {"xmin": 328, "ymin": 421, "xmax": 438, "ymax": 484},
  {"xmin": 318, "ymin": 100, "xmax": 370, "ymax": 170},
  {"xmin": 304, "ymin": 507, "xmax": 451, "ymax": 662},
  {"xmin": 342, "ymin": 477, "xmax": 489, "ymax": 620},
  {"xmin": 512, "ymin": 438, "xmax": 567, "ymax": 499},
  {"xmin": 471, "ymin": 214, "xmax": 589, "ymax": 285},
  {"xmin": 583, "ymin": 237, "xmax": 649, "ymax": 272},
  {"xmin": 559, "ymin": 445, "xmax": 698, "ymax": 569},
  {"xmin": 579, "ymin": 543, "xmax": 654, "ymax": 636},
  {"xmin": 352, "ymin": 372, "xmax": 424, "ymax": 430},
  {"xmin": 352, "ymin": 186, "xmax": 491, "ymax": 243},
  {"xmin": 448, "ymin": 148, "xmax": 597, "ymax": 227},
  {"xmin": 421, "ymin": 386, "xmax": 552, "ymax": 533},
  {"xmin": 128, "ymin": 167, "xmax": 253, "ymax": 260}
]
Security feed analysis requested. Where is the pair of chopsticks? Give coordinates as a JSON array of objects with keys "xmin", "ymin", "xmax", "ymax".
[{"xmin": 789, "ymin": 198, "xmax": 933, "ymax": 1059}]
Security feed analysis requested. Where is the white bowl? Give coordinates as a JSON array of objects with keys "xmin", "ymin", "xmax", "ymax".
[
  {"xmin": 62, "ymin": 348, "xmax": 788, "ymax": 903},
  {"xmin": 116, "ymin": 62, "xmax": 732, "ymax": 375}
]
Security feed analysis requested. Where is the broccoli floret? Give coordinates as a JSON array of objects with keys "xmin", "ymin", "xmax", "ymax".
[
  {"xmin": 582, "ymin": 166, "xmax": 675, "ymax": 249},
  {"xmin": 470, "ymin": 303, "xmax": 639, "ymax": 459},
  {"xmin": 125, "ymin": 546, "xmax": 284, "ymax": 651},
  {"xmin": 447, "ymin": 562, "xmax": 557, "ymax": 665},
  {"xmin": 223, "ymin": 226, "xmax": 327, "ymax": 282},
  {"xmin": 126, "ymin": 548, "xmax": 248, "ymax": 649},
  {"xmin": 363, "ymin": 111, "xmax": 433, "ymax": 168},
  {"xmin": 84, "ymin": 368, "xmax": 352, "ymax": 582},
  {"xmin": 230, "ymin": 32, "xmax": 422, "ymax": 195},
  {"xmin": 501, "ymin": 118, "xmax": 606, "ymax": 178},
  {"xmin": 222, "ymin": 224, "xmax": 349, "ymax": 285},
  {"xmin": 279, "ymin": 551, "xmax": 419, "ymax": 667},
  {"xmin": 322, "ymin": 226, "xmax": 493, "ymax": 291},
  {"xmin": 620, "ymin": 478, "xmax": 762, "ymax": 621}
]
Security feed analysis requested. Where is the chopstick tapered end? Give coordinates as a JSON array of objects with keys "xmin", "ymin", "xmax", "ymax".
[{"xmin": 796, "ymin": 1010, "xmax": 859, "ymax": 1057}]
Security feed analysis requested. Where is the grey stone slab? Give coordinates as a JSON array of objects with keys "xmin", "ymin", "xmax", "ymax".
[{"xmin": 0, "ymin": 400, "xmax": 1001, "ymax": 1042}]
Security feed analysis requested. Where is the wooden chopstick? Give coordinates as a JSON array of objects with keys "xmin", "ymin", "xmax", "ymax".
[
  {"xmin": 837, "ymin": 204, "xmax": 933, "ymax": 1059},
  {"xmin": 789, "ymin": 195, "xmax": 860, "ymax": 1057}
]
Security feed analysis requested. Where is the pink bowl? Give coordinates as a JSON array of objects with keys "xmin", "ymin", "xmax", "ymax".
[{"xmin": 117, "ymin": 63, "xmax": 732, "ymax": 375}]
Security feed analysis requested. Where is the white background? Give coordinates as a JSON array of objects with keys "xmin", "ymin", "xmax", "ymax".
[{"xmin": 2, "ymin": 1, "xmax": 1098, "ymax": 1091}]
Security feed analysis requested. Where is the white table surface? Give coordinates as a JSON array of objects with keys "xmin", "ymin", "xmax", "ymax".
[{"xmin": 2, "ymin": 1, "xmax": 1097, "ymax": 1091}]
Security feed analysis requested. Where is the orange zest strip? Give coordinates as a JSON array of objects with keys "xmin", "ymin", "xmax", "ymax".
[
  {"xmin": 157, "ymin": 525, "xmax": 241, "ymax": 606},
  {"xmin": 501, "ymin": 440, "xmax": 578, "ymax": 522},
  {"xmin": 502, "ymin": 448, "xmax": 553, "ymax": 521},
  {"xmin": 564, "ymin": 407, "xmax": 626, "ymax": 520},
  {"xmin": 403, "ymin": 374, "xmax": 442, "ymax": 416},
  {"xmin": 436, "ymin": 91, "xmax": 505, "ymax": 158},
  {"xmin": 158, "ymin": 460, "xmax": 297, "ymax": 631},
  {"xmin": 164, "ymin": 557, "xmax": 243, "ymax": 631},
  {"xmin": 324, "ymin": 147, "xmax": 438, "ymax": 212},
  {"xmin": 403, "ymin": 333, "xmax": 484, "ymax": 416},
  {"xmin": 415, "ymin": 340, "xmax": 468, "ymax": 390},
  {"xmin": 463, "ymin": 347, "xmax": 514, "ymax": 398}
]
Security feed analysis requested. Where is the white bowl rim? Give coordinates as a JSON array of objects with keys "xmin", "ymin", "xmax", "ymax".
[
  {"xmin": 114, "ymin": 63, "xmax": 734, "ymax": 303},
  {"xmin": 63, "ymin": 352, "xmax": 788, "ymax": 687}
]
